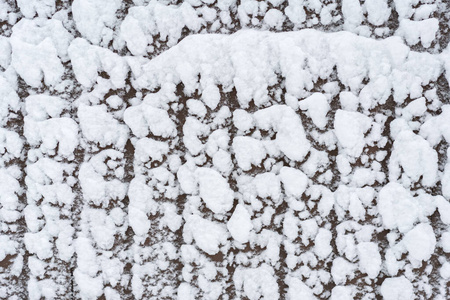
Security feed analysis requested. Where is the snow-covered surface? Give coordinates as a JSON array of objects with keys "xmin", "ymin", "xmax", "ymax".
[{"xmin": 1, "ymin": 1, "xmax": 450, "ymax": 299}]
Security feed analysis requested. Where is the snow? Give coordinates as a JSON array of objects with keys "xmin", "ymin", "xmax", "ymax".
[
  {"xmin": 79, "ymin": 150, "xmax": 127, "ymax": 206},
  {"xmin": 314, "ymin": 228, "xmax": 332, "ymax": 259},
  {"xmin": 380, "ymin": 276, "xmax": 414, "ymax": 300},
  {"xmin": 233, "ymin": 136, "xmax": 266, "ymax": 171},
  {"xmin": 396, "ymin": 18, "xmax": 439, "ymax": 48},
  {"xmin": 0, "ymin": 235, "xmax": 18, "ymax": 262},
  {"xmin": 227, "ymin": 204, "xmax": 253, "ymax": 243},
  {"xmin": 183, "ymin": 117, "xmax": 209, "ymax": 155},
  {"xmin": 134, "ymin": 138, "xmax": 169, "ymax": 164},
  {"xmin": 365, "ymin": 0, "xmax": 391, "ymax": 26},
  {"xmin": 299, "ymin": 93, "xmax": 330, "ymax": 129},
  {"xmin": 264, "ymin": 9, "xmax": 285, "ymax": 30},
  {"xmin": 0, "ymin": 169, "xmax": 21, "ymax": 222},
  {"xmin": 279, "ymin": 167, "xmax": 308, "ymax": 198},
  {"xmin": 286, "ymin": 276, "xmax": 316, "ymax": 300},
  {"xmin": 253, "ymin": 172, "xmax": 281, "ymax": 201},
  {"xmin": 177, "ymin": 283, "xmax": 197, "ymax": 300},
  {"xmin": 284, "ymin": 1, "xmax": 306, "ymax": 26},
  {"xmin": 69, "ymin": 38, "xmax": 129, "ymax": 89},
  {"xmin": 3, "ymin": 2, "xmax": 450, "ymax": 298},
  {"xmin": 28, "ymin": 278, "xmax": 57, "ymax": 300},
  {"xmin": 124, "ymin": 102, "xmax": 176, "ymax": 139},
  {"xmin": 339, "ymin": 92, "xmax": 359, "ymax": 112},
  {"xmin": 24, "ymin": 95, "xmax": 78, "ymax": 158},
  {"xmin": 378, "ymin": 182, "xmax": 419, "ymax": 233},
  {"xmin": 78, "ymin": 103, "xmax": 129, "ymax": 149},
  {"xmin": 16, "ymin": 0, "xmax": 55, "ymax": 19},
  {"xmin": 195, "ymin": 167, "xmax": 234, "ymax": 214},
  {"xmin": 10, "ymin": 18, "xmax": 72, "ymax": 87},
  {"xmin": 184, "ymin": 214, "xmax": 228, "ymax": 255},
  {"xmin": 342, "ymin": 0, "xmax": 363, "ymax": 30},
  {"xmin": 187, "ymin": 99, "xmax": 207, "ymax": 118},
  {"xmin": 253, "ymin": 105, "xmax": 310, "ymax": 161},
  {"xmin": 420, "ymin": 105, "xmax": 450, "ymax": 147},
  {"xmin": 233, "ymin": 109, "xmax": 254, "ymax": 132},
  {"xmin": 436, "ymin": 196, "xmax": 450, "ymax": 225},
  {"xmin": 331, "ymin": 286, "xmax": 353, "ymax": 300},
  {"xmin": 402, "ymin": 223, "xmax": 436, "ymax": 266},
  {"xmin": 300, "ymin": 219, "xmax": 319, "ymax": 246},
  {"xmin": 24, "ymin": 231, "xmax": 53, "ymax": 260},
  {"xmin": 72, "ymin": 0, "xmax": 121, "ymax": 45},
  {"xmin": 0, "ymin": 37, "xmax": 11, "ymax": 69},
  {"xmin": 334, "ymin": 110, "xmax": 372, "ymax": 158},
  {"xmin": 120, "ymin": 2, "xmax": 202, "ymax": 56},
  {"xmin": 233, "ymin": 264, "xmax": 279, "ymax": 300},
  {"xmin": 332, "ymin": 257, "xmax": 356, "ymax": 285},
  {"xmin": 74, "ymin": 269, "xmax": 104, "ymax": 300},
  {"xmin": 213, "ymin": 149, "xmax": 233, "ymax": 174},
  {"xmin": 357, "ymin": 242, "xmax": 381, "ymax": 279},
  {"xmin": 389, "ymin": 124, "xmax": 438, "ymax": 187},
  {"xmin": 440, "ymin": 262, "xmax": 450, "ymax": 280},
  {"xmin": 403, "ymin": 97, "xmax": 427, "ymax": 119}
]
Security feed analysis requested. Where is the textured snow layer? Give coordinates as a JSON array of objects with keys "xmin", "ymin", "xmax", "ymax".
[{"xmin": 2, "ymin": 1, "xmax": 450, "ymax": 299}]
